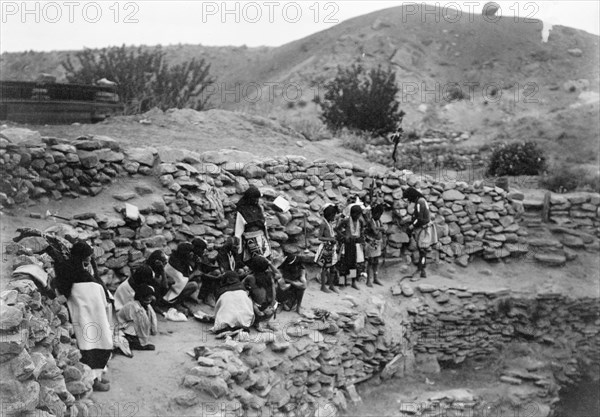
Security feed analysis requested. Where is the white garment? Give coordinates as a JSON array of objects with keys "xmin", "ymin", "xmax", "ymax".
[
  {"xmin": 113, "ymin": 279, "xmax": 135, "ymax": 312},
  {"xmin": 67, "ymin": 282, "xmax": 113, "ymax": 351},
  {"xmin": 163, "ymin": 263, "xmax": 189, "ymax": 302}
]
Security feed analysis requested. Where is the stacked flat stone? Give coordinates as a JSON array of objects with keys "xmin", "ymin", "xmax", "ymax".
[
  {"xmin": 549, "ymin": 192, "xmax": 600, "ymax": 234},
  {"xmin": 0, "ymin": 262, "xmax": 100, "ymax": 417},
  {"xmin": 398, "ymin": 282, "xmax": 600, "ymax": 385},
  {"xmin": 177, "ymin": 307, "xmax": 410, "ymax": 415}
]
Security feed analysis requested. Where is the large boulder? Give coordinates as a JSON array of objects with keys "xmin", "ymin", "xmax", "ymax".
[
  {"xmin": 126, "ymin": 147, "xmax": 156, "ymax": 167},
  {"xmin": 0, "ymin": 128, "xmax": 42, "ymax": 145},
  {"xmin": 442, "ymin": 189, "xmax": 465, "ymax": 201}
]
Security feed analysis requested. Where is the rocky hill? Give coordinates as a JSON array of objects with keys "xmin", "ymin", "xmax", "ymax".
[{"xmin": 1, "ymin": 4, "xmax": 599, "ymax": 164}]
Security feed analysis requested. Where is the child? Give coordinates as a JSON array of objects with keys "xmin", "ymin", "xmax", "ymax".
[
  {"xmin": 243, "ymin": 256, "xmax": 279, "ymax": 332},
  {"xmin": 117, "ymin": 284, "xmax": 157, "ymax": 351},
  {"xmin": 315, "ymin": 204, "xmax": 340, "ymax": 293}
]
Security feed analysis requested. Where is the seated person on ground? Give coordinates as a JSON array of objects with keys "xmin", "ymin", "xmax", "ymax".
[
  {"xmin": 144, "ymin": 250, "xmax": 171, "ymax": 313},
  {"xmin": 117, "ymin": 284, "xmax": 158, "ymax": 351},
  {"xmin": 242, "ymin": 256, "xmax": 279, "ymax": 332},
  {"xmin": 163, "ymin": 242, "xmax": 200, "ymax": 315},
  {"xmin": 276, "ymin": 255, "xmax": 307, "ymax": 314},
  {"xmin": 211, "ymin": 271, "xmax": 254, "ymax": 334},
  {"xmin": 216, "ymin": 237, "xmax": 245, "ymax": 276},
  {"xmin": 114, "ymin": 265, "xmax": 155, "ymax": 312},
  {"xmin": 191, "ymin": 237, "xmax": 221, "ymax": 308}
]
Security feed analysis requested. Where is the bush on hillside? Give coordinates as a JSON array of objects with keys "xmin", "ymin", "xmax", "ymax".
[
  {"xmin": 62, "ymin": 45, "xmax": 214, "ymax": 115},
  {"xmin": 340, "ymin": 130, "xmax": 370, "ymax": 153},
  {"xmin": 540, "ymin": 164, "xmax": 600, "ymax": 193},
  {"xmin": 315, "ymin": 63, "xmax": 404, "ymax": 137},
  {"xmin": 486, "ymin": 141, "xmax": 547, "ymax": 177}
]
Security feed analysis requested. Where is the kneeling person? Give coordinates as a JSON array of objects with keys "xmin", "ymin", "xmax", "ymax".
[{"xmin": 117, "ymin": 284, "xmax": 158, "ymax": 351}]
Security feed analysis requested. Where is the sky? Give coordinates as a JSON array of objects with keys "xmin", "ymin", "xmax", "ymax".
[{"xmin": 0, "ymin": 1, "xmax": 599, "ymax": 53}]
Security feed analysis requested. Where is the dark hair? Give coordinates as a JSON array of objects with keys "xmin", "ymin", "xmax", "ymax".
[
  {"xmin": 371, "ymin": 204, "xmax": 384, "ymax": 220},
  {"xmin": 246, "ymin": 256, "xmax": 270, "ymax": 273},
  {"xmin": 192, "ymin": 238, "xmax": 207, "ymax": 256},
  {"xmin": 404, "ymin": 187, "xmax": 424, "ymax": 203},
  {"xmin": 176, "ymin": 242, "xmax": 194, "ymax": 256},
  {"xmin": 237, "ymin": 186, "xmax": 261, "ymax": 208},
  {"xmin": 130, "ymin": 265, "xmax": 155, "ymax": 291},
  {"xmin": 323, "ymin": 205, "xmax": 338, "ymax": 220},
  {"xmin": 134, "ymin": 284, "xmax": 155, "ymax": 302},
  {"xmin": 279, "ymin": 255, "xmax": 303, "ymax": 276},
  {"xmin": 71, "ymin": 241, "xmax": 93, "ymax": 260},
  {"xmin": 350, "ymin": 204, "xmax": 363, "ymax": 216},
  {"xmin": 146, "ymin": 250, "xmax": 166, "ymax": 265}
]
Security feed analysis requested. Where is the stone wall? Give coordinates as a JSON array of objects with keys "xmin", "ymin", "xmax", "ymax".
[
  {"xmin": 364, "ymin": 142, "xmax": 488, "ymax": 172},
  {"xmin": 549, "ymin": 192, "xmax": 600, "ymax": 232},
  {"xmin": 4, "ymin": 133, "xmax": 532, "ymax": 288},
  {"xmin": 398, "ymin": 281, "xmax": 600, "ymax": 402},
  {"xmin": 1, "ymin": 274, "xmax": 100, "ymax": 417}
]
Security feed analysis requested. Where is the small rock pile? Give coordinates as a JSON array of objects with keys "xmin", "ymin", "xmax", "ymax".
[{"xmin": 177, "ymin": 307, "xmax": 411, "ymax": 415}]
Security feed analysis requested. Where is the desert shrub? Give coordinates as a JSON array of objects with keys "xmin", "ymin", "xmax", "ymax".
[
  {"xmin": 315, "ymin": 62, "xmax": 404, "ymax": 136},
  {"xmin": 540, "ymin": 164, "xmax": 600, "ymax": 193},
  {"xmin": 283, "ymin": 118, "xmax": 330, "ymax": 141},
  {"xmin": 340, "ymin": 130, "xmax": 369, "ymax": 153},
  {"xmin": 62, "ymin": 45, "xmax": 214, "ymax": 115},
  {"xmin": 445, "ymin": 85, "xmax": 468, "ymax": 101},
  {"xmin": 487, "ymin": 141, "xmax": 547, "ymax": 176}
]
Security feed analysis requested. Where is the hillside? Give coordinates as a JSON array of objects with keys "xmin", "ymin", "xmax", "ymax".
[{"xmin": 1, "ymin": 4, "xmax": 599, "ymax": 164}]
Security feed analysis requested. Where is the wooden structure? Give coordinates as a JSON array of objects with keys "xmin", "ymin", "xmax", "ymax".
[{"xmin": 0, "ymin": 80, "xmax": 123, "ymax": 124}]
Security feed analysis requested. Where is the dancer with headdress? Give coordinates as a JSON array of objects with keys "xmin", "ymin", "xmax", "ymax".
[{"xmin": 336, "ymin": 204, "xmax": 366, "ymax": 289}]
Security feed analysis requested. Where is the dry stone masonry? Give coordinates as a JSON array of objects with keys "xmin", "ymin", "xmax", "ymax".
[{"xmin": 2, "ymin": 130, "xmax": 556, "ymax": 289}]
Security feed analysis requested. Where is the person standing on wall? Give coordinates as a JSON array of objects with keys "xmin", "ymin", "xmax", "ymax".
[
  {"xmin": 235, "ymin": 186, "xmax": 272, "ymax": 262},
  {"xmin": 404, "ymin": 187, "xmax": 438, "ymax": 279}
]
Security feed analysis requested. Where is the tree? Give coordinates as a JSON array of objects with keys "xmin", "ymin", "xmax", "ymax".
[
  {"xmin": 62, "ymin": 45, "xmax": 214, "ymax": 114},
  {"xmin": 315, "ymin": 63, "xmax": 403, "ymax": 136}
]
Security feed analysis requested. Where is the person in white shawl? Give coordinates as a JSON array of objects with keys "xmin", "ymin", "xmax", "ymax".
[
  {"xmin": 54, "ymin": 241, "xmax": 113, "ymax": 392},
  {"xmin": 211, "ymin": 271, "xmax": 254, "ymax": 334}
]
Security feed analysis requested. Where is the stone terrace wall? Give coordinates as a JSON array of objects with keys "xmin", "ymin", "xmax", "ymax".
[
  {"xmin": 549, "ymin": 192, "xmax": 600, "ymax": 232},
  {"xmin": 3, "ymin": 133, "xmax": 534, "ymax": 286}
]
